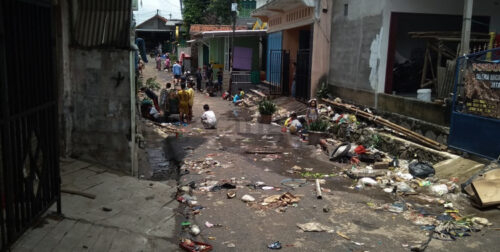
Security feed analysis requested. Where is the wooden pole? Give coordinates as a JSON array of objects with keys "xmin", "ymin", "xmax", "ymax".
[
  {"xmin": 420, "ymin": 41, "xmax": 430, "ymax": 88},
  {"xmin": 322, "ymin": 99, "xmax": 447, "ymax": 150}
]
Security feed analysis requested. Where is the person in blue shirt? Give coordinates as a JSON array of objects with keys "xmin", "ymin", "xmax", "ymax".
[
  {"xmin": 172, "ymin": 61, "xmax": 182, "ymax": 85},
  {"xmin": 233, "ymin": 93, "xmax": 243, "ymax": 105}
]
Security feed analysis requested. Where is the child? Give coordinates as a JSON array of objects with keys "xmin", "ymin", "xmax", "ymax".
[
  {"xmin": 287, "ymin": 112, "xmax": 302, "ymax": 134},
  {"xmin": 164, "ymin": 57, "xmax": 170, "ymax": 71},
  {"xmin": 201, "ymin": 104, "xmax": 217, "ymax": 129},
  {"xmin": 306, "ymin": 99, "xmax": 319, "ymax": 125},
  {"xmin": 233, "ymin": 92, "xmax": 243, "ymax": 105}
]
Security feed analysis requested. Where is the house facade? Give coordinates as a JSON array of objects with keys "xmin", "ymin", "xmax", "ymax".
[
  {"xmin": 252, "ymin": 0, "xmax": 332, "ymax": 100},
  {"xmin": 190, "ymin": 27, "xmax": 266, "ymax": 92},
  {"xmin": 136, "ymin": 14, "xmax": 181, "ymax": 52},
  {"xmin": 328, "ymin": 0, "xmax": 500, "ymax": 125}
]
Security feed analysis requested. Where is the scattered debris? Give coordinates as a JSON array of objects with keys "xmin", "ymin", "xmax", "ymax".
[
  {"xmin": 297, "ymin": 222, "xmax": 334, "ymax": 233},
  {"xmin": 262, "ymin": 192, "xmax": 300, "ymax": 207},
  {"xmin": 190, "ymin": 225, "xmax": 200, "ymax": 236},
  {"xmin": 227, "ymin": 191, "xmax": 236, "ymax": 199},
  {"xmin": 241, "ymin": 194, "xmax": 256, "ymax": 202},
  {"xmin": 267, "ymin": 241, "xmax": 282, "ymax": 250},
  {"xmin": 179, "ymin": 239, "xmax": 212, "ymax": 252},
  {"xmin": 336, "ymin": 231, "xmax": 350, "ymax": 240},
  {"xmin": 409, "ymin": 162, "xmax": 435, "ymax": 178},
  {"xmin": 315, "ymin": 179, "xmax": 323, "ymax": 199},
  {"xmin": 322, "ymin": 98, "xmax": 447, "ymax": 150}
]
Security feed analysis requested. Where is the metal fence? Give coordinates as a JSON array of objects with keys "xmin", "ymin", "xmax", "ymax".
[
  {"xmin": 231, "ymin": 71, "xmax": 252, "ymax": 94},
  {"xmin": 295, "ymin": 49, "xmax": 311, "ymax": 101},
  {"xmin": 267, "ymin": 50, "xmax": 290, "ymax": 95},
  {"xmin": 448, "ymin": 47, "xmax": 500, "ymax": 159},
  {"xmin": 0, "ymin": 0, "xmax": 61, "ymax": 250}
]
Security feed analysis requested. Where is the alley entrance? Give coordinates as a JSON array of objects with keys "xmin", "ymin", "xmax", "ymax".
[{"xmin": 0, "ymin": 0, "xmax": 61, "ymax": 250}]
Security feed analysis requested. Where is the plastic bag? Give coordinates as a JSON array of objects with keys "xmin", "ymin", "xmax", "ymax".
[{"xmin": 409, "ymin": 162, "xmax": 435, "ymax": 178}]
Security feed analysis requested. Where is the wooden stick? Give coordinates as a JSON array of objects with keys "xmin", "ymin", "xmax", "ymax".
[
  {"xmin": 315, "ymin": 179, "xmax": 323, "ymax": 199},
  {"xmin": 245, "ymin": 150, "xmax": 282, "ymax": 154},
  {"xmin": 61, "ymin": 188, "xmax": 96, "ymax": 199},
  {"xmin": 322, "ymin": 99, "xmax": 447, "ymax": 150}
]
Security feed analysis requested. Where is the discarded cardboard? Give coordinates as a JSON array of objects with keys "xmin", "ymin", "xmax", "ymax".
[
  {"xmin": 465, "ymin": 168, "xmax": 500, "ymax": 207},
  {"xmin": 471, "ymin": 178, "xmax": 500, "ymax": 207}
]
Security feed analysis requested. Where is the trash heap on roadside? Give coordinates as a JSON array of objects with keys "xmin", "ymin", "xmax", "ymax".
[{"xmin": 273, "ymin": 97, "xmax": 496, "ymax": 249}]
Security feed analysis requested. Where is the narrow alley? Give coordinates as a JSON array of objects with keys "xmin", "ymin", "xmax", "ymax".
[{"xmin": 3, "ymin": 0, "xmax": 500, "ymax": 252}]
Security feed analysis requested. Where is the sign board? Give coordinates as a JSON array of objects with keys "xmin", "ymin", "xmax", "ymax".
[{"xmin": 464, "ymin": 61, "xmax": 500, "ymax": 119}]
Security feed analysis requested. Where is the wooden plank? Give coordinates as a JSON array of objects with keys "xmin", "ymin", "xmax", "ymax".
[
  {"xmin": 250, "ymin": 88, "xmax": 266, "ymax": 99},
  {"xmin": 61, "ymin": 188, "xmax": 97, "ymax": 199},
  {"xmin": 420, "ymin": 42, "xmax": 430, "ymax": 87}
]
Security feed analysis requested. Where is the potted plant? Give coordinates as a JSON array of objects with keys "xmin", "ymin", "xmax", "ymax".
[
  {"xmin": 307, "ymin": 119, "xmax": 329, "ymax": 145},
  {"xmin": 258, "ymin": 100, "xmax": 277, "ymax": 124}
]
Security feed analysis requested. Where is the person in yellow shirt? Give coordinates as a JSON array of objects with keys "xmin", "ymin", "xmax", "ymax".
[
  {"xmin": 187, "ymin": 82, "xmax": 195, "ymax": 122},
  {"xmin": 177, "ymin": 83, "xmax": 190, "ymax": 123}
]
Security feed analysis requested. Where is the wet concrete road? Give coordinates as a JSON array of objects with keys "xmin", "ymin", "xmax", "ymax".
[
  {"xmin": 139, "ymin": 61, "xmax": 500, "ymax": 251},
  {"xmin": 161, "ymin": 93, "xmax": 499, "ymax": 252}
]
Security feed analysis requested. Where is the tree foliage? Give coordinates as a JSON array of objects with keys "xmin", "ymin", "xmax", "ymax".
[{"xmin": 183, "ymin": 0, "xmax": 236, "ymax": 27}]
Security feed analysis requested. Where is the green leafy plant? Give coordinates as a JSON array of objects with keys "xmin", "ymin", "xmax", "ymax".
[
  {"xmin": 370, "ymin": 134, "xmax": 381, "ymax": 148},
  {"xmin": 145, "ymin": 77, "xmax": 161, "ymax": 91},
  {"xmin": 316, "ymin": 82, "xmax": 329, "ymax": 99},
  {"xmin": 308, "ymin": 119, "xmax": 330, "ymax": 132},
  {"xmin": 258, "ymin": 100, "xmax": 277, "ymax": 115}
]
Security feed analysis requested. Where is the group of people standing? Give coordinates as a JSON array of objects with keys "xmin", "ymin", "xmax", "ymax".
[{"xmin": 140, "ymin": 81, "xmax": 194, "ymax": 124}]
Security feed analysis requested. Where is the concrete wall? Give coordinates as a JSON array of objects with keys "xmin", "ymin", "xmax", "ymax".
[
  {"xmin": 70, "ymin": 49, "xmax": 133, "ymax": 172},
  {"xmin": 310, "ymin": 0, "xmax": 332, "ymax": 97},
  {"xmin": 329, "ymin": 0, "xmax": 385, "ymax": 93},
  {"xmin": 55, "ymin": 0, "xmax": 136, "ymax": 174},
  {"xmin": 283, "ymin": 27, "xmax": 300, "ymax": 90}
]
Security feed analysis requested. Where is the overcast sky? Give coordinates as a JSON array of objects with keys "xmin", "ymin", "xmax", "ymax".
[{"xmin": 134, "ymin": 0, "xmax": 182, "ymax": 25}]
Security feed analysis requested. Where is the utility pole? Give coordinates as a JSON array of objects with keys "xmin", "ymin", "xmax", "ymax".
[
  {"xmin": 230, "ymin": 0, "xmax": 237, "ymax": 92},
  {"xmin": 460, "ymin": 0, "xmax": 474, "ymax": 55}
]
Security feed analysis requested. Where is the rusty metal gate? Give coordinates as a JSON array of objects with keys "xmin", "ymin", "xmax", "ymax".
[{"xmin": 0, "ymin": 0, "xmax": 61, "ymax": 250}]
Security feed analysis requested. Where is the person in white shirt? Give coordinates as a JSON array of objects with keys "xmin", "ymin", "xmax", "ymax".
[{"xmin": 201, "ymin": 104, "xmax": 217, "ymax": 129}]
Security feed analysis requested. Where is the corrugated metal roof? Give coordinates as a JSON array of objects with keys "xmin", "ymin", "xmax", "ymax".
[{"xmin": 73, "ymin": 0, "xmax": 131, "ymax": 48}]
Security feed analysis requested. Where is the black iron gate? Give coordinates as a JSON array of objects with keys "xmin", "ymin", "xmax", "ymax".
[
  {"xmin": 268, "ymin": 50, "xmax": 290, "ymax": 95},
  {"xmin": 296, "ymin": 49, "xmax": 311, "ymax": 101},
  {"xmin": 1, "ymin": 0, "xmax": 61, "ymax": 250}
]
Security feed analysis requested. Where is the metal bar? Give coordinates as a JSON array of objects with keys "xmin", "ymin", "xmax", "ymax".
[{"xmin": 0, "ymin": 0, "xmax": 10, "ymax": 248}]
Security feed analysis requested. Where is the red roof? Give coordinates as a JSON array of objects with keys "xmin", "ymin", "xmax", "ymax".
[{"xmin": 189, "ymin": 24, "xmax": 247, "ymax": 34}]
